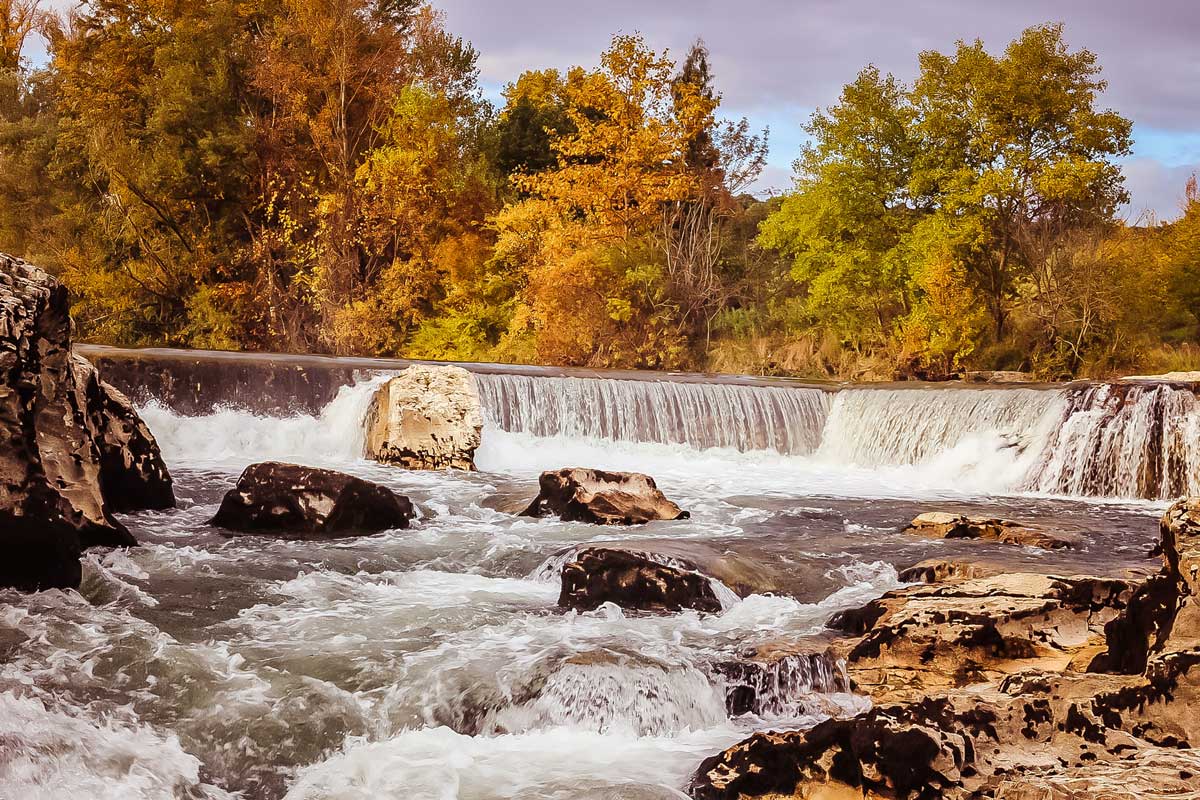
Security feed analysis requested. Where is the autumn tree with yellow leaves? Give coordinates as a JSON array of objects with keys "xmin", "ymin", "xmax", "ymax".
[{"xmin": 0, "ymin": 2, "xmax": 1196, "ymax": 379}]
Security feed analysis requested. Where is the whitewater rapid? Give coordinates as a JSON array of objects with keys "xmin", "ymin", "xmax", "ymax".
[
  {"xmin": 0, "ymin": 370, "xmax": 1182, "ymax": 800},
  {"xmin": 140, "ymin": 373, "xmax": 1199, "ymax": 501}
]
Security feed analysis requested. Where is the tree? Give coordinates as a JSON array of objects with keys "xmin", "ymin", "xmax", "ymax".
[
  {"xmin": 762, "ymin": 25, "xmax": 1135, "ymax": 375},
  {"xmin": 0, "ymin": 0, "xmax": 59, "ymax": 261},
  {"xmin": 492, "ymin": 34, "xmax": 719, "ymax": 367},
  {"xmin": 491, "ymin": 69, "xmax": 574, "ymax": 181},
  {"xmin": 49, "ymin": 0, "xmax": 260, "ymax": 346},
  {"xmin": 758, "ymin": 66, "xmax": 917, "ymax": 347},
  {"xmin": 659, "ymin": 40, "xmax": 768, "ymax": 352},
  {"xmin": 910, "ymin": 24, "xmax": 1132, "ymax": 338},
  {"xmin": 250, "ymin": 1, "xmax": 480, "ymax": 352}
]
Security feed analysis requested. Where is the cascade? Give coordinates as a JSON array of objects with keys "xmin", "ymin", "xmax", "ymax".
[
  {"xmin": 1027, "ymin": 384, "xmax": 1200, "ymax": 499},
  {"xmin": 475, "ymin": 373, "xmax": 832, "ymax": 454}
]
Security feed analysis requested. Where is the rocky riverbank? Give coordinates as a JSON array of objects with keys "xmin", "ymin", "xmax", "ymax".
[{"xmin": 689, "ymin": 498, "xmax": 1200, "ymax": 799}]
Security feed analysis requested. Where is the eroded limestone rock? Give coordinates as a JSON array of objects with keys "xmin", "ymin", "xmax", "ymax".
[
  {"xmin": 827, "ymin": 572, "xmax": 1133, "ymax": 701},
  {"xmin": 520, "ymin": 468, "xmax": 689, "ymax": 525},
  {"xmin": 366, "ymin": 365, "xmax": 482, "ymax": 470},
  {"xmin": 688, "ymin": 500, "xmax": 1200, "ymax": 800},
  {"xmin": 210, "ymin": 462, "xmax": 414, "ymax": 538},
  {"xmin": 905, "ymin": 511, "xmax": 1080, "ymax": 550}
]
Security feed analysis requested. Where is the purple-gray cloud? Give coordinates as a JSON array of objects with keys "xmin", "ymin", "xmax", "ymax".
[{"xmin": 436, "ymin": 0, "xmax": 1200, "ymax": 220}]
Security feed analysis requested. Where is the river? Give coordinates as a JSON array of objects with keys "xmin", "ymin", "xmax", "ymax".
[{"xmin": 2, "ymin": 370, "xmax": 1194, "ymax": 799}]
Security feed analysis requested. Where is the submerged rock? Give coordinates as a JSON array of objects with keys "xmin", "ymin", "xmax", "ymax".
[
  {"xmin": 904, "ymin": 511, "xmax": 1080, "ymax": 549},
  {"xmin": 1, "ymin": 254, "xmax": 173, "ymax": 591},
  {"xmin": 558, "ymin": 547, "xmax": 722, "ymax": 613},
  {"xmin": 896, "ymin": 557, "xmax": 1004, "ymax": 584},
  {"xmin": 715, "ymin": 645, "xmax": 856, "ymax": 719},
  {"xmin": 521, "ymin": 468, "xmax": 689, "ymax": 525},
  {"xmin": 210, "ymin": 462, "xmax": 414, "ymax": 538},
  {"xmin": 366, "ymin": 365, "xmax": 482, "ymax": 470}
]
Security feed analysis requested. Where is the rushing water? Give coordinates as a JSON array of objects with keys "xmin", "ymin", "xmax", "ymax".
[{"xmin": 0, "ymin": 371, "xmax": 1186, "ymax": 800}]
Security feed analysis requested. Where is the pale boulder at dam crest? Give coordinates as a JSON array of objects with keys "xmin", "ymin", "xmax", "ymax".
[{"xmin": 365, "ymin": 364, "xmax": 484, "ymax": 470}]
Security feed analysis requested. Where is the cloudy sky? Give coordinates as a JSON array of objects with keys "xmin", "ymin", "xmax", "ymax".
[{"xmin": 435, "ymin": 0, "xmax": 1200, "ymax": 222}]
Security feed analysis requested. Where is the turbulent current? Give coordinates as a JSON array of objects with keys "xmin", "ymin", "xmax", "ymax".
[{"xmin": 1, "ymin": 370, "xmax": 1192, "ymax": 799}]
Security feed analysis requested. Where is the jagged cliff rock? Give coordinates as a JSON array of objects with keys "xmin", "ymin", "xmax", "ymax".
[
  {"xmin": 366, "ymin": 365, "xmax": 483, "ymax": 470},
  {"xmin": 1, "ymin": 254, "xmax": 173, "ymax": 591}
]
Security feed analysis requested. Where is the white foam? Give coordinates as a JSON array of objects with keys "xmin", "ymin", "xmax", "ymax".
[
  {"xmin": 284, "ymin": 725, "xmax": 730, "ymax": 800},
  {"xmin": 0, "ymin": 691, "xmax": 234, "ymax": 800},
  {"xmin": 139, "ymin": 375, "xmax": 388, "ymax": 468}
]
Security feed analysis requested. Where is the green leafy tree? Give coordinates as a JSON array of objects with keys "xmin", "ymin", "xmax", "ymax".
[
  {"xmin": 758, "ymin": 66, "xmax": 917, "ymax": 347},
  {"xmin": 910, "ymin": 23, "xmax": 1132, "ymax": 338}
]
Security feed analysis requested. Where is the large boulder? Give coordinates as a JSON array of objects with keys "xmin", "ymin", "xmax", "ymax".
[
  {"xmin": 365, "ymin": 365, "xmax": 482, "ymax": 470},
  {"xmin": 558, "ymin": 547, "xmax": 723, "ymax": 613},
  {"xmin": 1, "ymin": 255, "xmax": 173, "ymax": 590},
  {"xmin": 520, "ymin": 468, "xmax": 689, "ymax": 525},
  {"xmin": 70, "ymin": 354, "xmax": 174, "ymax": 513},
  {"xmin": 209, "ymin": 462, "xmax": 414, "ymax": 538},
  {"xmin": 904, "ymin": 511, "xmax": 1080, "ymax": 550},
  {"xmin": 826, "ymin": 572, "xmax": 1133, "ymax": 701}
]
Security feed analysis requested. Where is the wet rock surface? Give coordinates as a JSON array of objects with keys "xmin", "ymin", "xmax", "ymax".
[
  {"xmin": 366, "ymin": 365, "xmax": 482, "ymax": 470},
  {"xmin": 558, "ymin": 547, "xmax": 723, "ymax": 613},
  {"xmin": 896, "ymin": 557, "xmax": 1004, "ymax": 584},
  {"xmin": 689, "ymin": 499, "xmax": 1200, "ymax": 799},
  {"xmin": 904, "ymin": 511, "xmax": 1081, "ymax": 549},
  {"xmin": 1, "ymin": 254, "xmax": 173, "ymax": 590},
  {"xmin": 544, "ymin": 539, "xmax": 781, "ymax": 598},
  {"xmin": 210, "ymin": 462, "xmax": 415, "ymax": 538},
  {"xmin": 521, "ymin": 467, "xmax": 689, "ymax": 525}
]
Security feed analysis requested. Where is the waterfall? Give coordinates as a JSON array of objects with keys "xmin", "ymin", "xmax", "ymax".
[
  {"xmin": 135, "ymin": 359, "xmax": 1199, "ymax": 501},
  {"xmin": 475, "ymin": 373, "xmax": 832, "ymax": 455},
  {"xmin": 475, "ymin": 374, "xmax": 1199, "ymax": 500},
  {"xmin": 1027, "ymin": 384, "xmax": 1200, "ymax": 499},
  {"xmin": 817, "ymin": 388, "xmax": 1068, "ymax": 467}
]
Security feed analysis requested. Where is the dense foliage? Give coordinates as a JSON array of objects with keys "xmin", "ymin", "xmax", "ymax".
[{"xmin": 1, "ymin": 2, "xmax": 1196, "ymax": 378}]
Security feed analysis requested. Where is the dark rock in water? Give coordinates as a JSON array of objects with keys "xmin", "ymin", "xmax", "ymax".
[
  {"xmin": 70, "ymin": 355, "xmax": 175, "ymax": 513},
  {"xmin": 210, "ymin": 462, "xmax": 414, "ymax": 538},
  {"xmin": 521, "ymin": 468, "xmax": 689, "ymax": 525},
  {"xmin": 0, "ymin": 514, "xmax": 83, "ymax": 591},
  {"xmin": 904, "ymin": 511, "xmax": 1081, "ymax": 550},
  {"xmin": 558, "ymin": 547, "xmax": 721, "ymax": 613},
  {"xmin": 1, "ymin": 254, "xmax": 174, "ymax": 590},
  {"xmin": 543, "ymin": 539, "xmax": 781, "ymax": 598}
]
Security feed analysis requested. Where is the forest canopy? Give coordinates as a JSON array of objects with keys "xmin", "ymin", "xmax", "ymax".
[{"xmin": 1, "ymin": 1, "xmax": 1197, "ymax": 379}]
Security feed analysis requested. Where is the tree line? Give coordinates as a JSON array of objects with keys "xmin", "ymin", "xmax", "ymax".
[{"xmin": 2, "ymin": 0, "xmax": 1197, "ymax": 379}]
